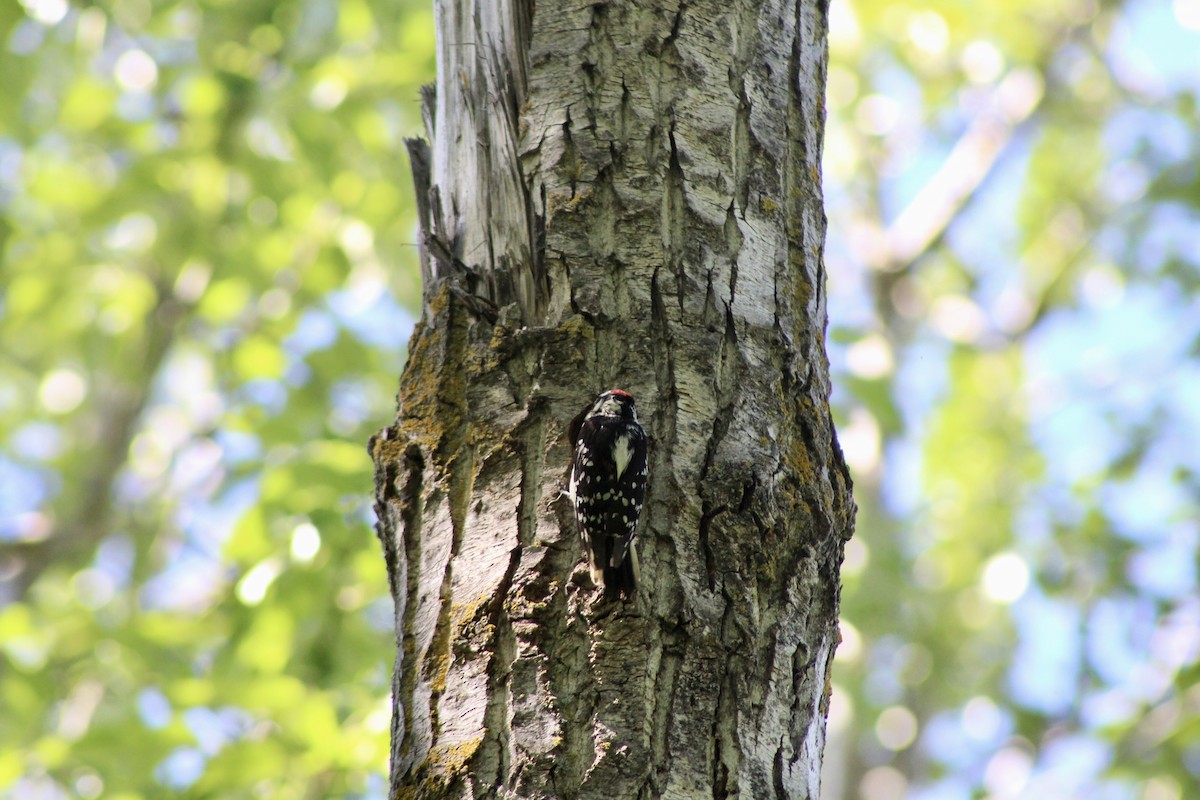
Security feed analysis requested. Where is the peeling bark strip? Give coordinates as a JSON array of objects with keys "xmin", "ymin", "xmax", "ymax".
[{"xmin": 370, "ymin": 1, "xmax": 855, "ymax": 798}]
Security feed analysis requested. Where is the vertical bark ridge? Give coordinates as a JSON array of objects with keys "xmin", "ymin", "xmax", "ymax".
[
  {"xmin": 388, "ymin": 442, "xmax": 425, "ymax": 784},
  {"xmin": 429, "ymin": 0, "xmax": 543, "ymax": 322},
  {"xmin": 475, "ymin": 409, "xmax": 544, "ymax": 790},
  {"xmin": 664, "ymin": 126, "xmax": 689, "ymax": 317},
  {"xmin": 647, "ymin": 271, "xmax": 686, "ymax": 604},
  {"xmin": 543, "ymin": 595, "xmax": 597, "ymax": 797},
  {"xmin": 477, "ymin": 525, "xmax": 519, "ymax": 790},
  {"xmin": 427, "ymin": 442, "xmax": 474, "ymax": 737},
  {"xmin": 642, "ymin": 623, "xmax": 684, "ymax": 797}
]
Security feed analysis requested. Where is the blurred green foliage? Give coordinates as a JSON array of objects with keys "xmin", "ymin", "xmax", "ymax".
[
  {"xmin": 0, "ymin": 0, "xmax": 431, "ymax": 796},
  {"xmin": 825, "ymin": 0, "xmax": 1200, "ymax": 798}
]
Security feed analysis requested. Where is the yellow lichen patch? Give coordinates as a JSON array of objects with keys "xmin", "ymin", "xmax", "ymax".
[
  {"xmin": 394, "ymin": 781, "xmax": 447, "ymax": 800},
  {"xmin": 547, "ymin": 192, "xmax": 565, "ymax": 214},
  {"xmin": 371, "ymin": 432, "xmax": 412, "ymax": 468},
  {"xmin": 396, "ymin": 325, "xmax": 448, "ymax": 453},
  {"xmin": 452, "ymin": 592, "xmax": 496, "ymax": 646},
  {"xmin": 487, "ymin": 322, "xmax": 513, "ymax": 354},
  {"xmin": 546, "ymin": 187, "xmax": 594, "ymax": 218},
  {"xmin": 785, "ymin": 434, "xmax": 818, "ymax": 489},
  {"xmin": 793, "ymin": 273, "xmax": 813, "ymax": 312},
  {"xmin": 822, "ymin": 664, "xmax": 834, "ymax": 713},
  {"xmin": 760, "ymin": 195, "xmax": 779, "ymax": 214},
  {"xmin": 546, "ymin": 190, "xmax": 571, "ymax": 217},
  {"xmin": 396, "ymin": 285, "xmax": 472, "ymax": 469},
  {"xmin": 389, "ymin": 741, "xmax": 482, "ymax": 799},
  {"xmin": 564, "ymin": 187, "xmax": 593, "ymax": 211},
  {"xmin": 429, "ymin": 737, "xmax": 483, "ymax": 773},
  {"xmin": 555, "ymin": 314, "xmax": 595, "ymax": 349},
  {"xmin": 427, "ymin": 284, "xmax": 450, "ymax": 316},
  {"xmin": 426, "ymin": 647, "xmax": 451, "ymax": 696},
  {"xmin": 392, "ymin": 744, "xmax": 481, "ymax": 800},
  {"xmin": 452, "ymin": 594, "xmax": 492, "ymax": 624}
]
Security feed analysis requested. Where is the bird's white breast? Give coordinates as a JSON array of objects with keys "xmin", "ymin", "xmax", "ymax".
[{"xmin": 613, "ymin": 434, "xmax": 632, "ymax": 478}]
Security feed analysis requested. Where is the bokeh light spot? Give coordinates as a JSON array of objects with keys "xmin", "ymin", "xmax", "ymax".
[
  {"xmin": 962, "ymin": 696, "xmax": 1004, "ymax": 741},
  {"xmin": 827, "ymin": 684, "xmax": 854, "ymax": 734},
  {"xmin": 291, "ymin": 522, "xmax": 321, "ymax": 563},
  {"xmin": 859, "ymin": 765, "xmax": 907, "ymax": 799},
  {"xmin": 115, "ymin": 49, "xmax": 158, "ymax": 92},
  {"xmin": 983, "ymin": 744, "xmax": 1033, "ymax": 796},
  {"xmin": 962, "ymin": 40, "xmax": 1004, "ymax": 84},
  {"xmin": 875, "ymin": 706, "xmax": 918, "ymax": 750},
  {"xmin": 39, "ymin": 369, "xmax": 87, "ymax": 413},
  {"xmin": 840, "ymin": 408, "xmax": 881, "ymax": 475},
  {"xmin": 982, "ymin": 552, "xmax": 1030, "ymax": 604},
  {"xmin": 846, "ymin": 334, "xmax": 894, "ymax": 379},
  {"xmin": 20, "ymin": 0, "xmax": 68, "ymax": 25},
  {"xmin": 237, "ymin": 559, "xmax": 281, "ymax": 606}
]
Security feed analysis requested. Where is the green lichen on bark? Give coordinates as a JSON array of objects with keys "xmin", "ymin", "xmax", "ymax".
[
  {"xmin": 389, "ymin": 737, "xmax": 482, "ymax": 800},
  {"xmin": 395, "ymin": 286, "xmax": 468, "ymax": 464}
]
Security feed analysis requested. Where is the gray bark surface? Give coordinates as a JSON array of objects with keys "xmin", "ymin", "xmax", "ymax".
[{"xmin": 370, "ymin": 1, "xmax": 854, "ymax": 798}]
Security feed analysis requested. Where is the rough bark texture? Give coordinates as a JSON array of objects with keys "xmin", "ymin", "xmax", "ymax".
[{"xmin": 370, "ymin": 1, "xmax": 854, "ymax": 798}]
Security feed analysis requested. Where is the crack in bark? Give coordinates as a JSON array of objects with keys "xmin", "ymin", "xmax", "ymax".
[
  {"xmin": 724, "ymin": 202, "xmax": 743, "ymax": 305},
  {"xmin": 696, "ymin": 305, "xmax": 744, "ymax": 592},
  {"xmin": 710, "ymin": 666, "xmax": 735, "ymax": 800},
  {"xmin": 697, "ymin": 503, "xmax": 725, "ymax": 593},
  {"xmin": 581, "ymin": 1, "xmax": 610, "ymax": 133},
  {"xmin": 788, "ymin": 640, "xmax": 814, "ymax": 754},
  {"xmin": 665, "ymin": 2, "xmax": 686, "ymax": 46},
  {"xmin": 617, "ymin": 78, "xmax": 631, "ymax": 147},
  {"xmin": 370, "ymin": 428, "xmax": 404, "ymax": 601},
  {"xmin": 737, "ymin": 478, "xmax": 757, "ymax": 515},
  {"xmin": 561, "ymin": 108, "xmax": 580, "ymax": 197},
  {"xmin": 664, "ymin": 124, "xmax": 687, "ymax": 317},
  {"xmin": 394, "ymin": 445, "xmax": 426, "ymax": 778},
  {"xmin": 772, "ymin": 743, "xmax": 787, "ymax": 800},
  {"xmin": 406, "ymin": 137, "xmax": 434, "ymax": 284}
]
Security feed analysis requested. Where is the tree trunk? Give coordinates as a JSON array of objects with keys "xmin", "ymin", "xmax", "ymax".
[{"xmin": 369, "ymin": 1, "xmax": 854, "ymax": 798}]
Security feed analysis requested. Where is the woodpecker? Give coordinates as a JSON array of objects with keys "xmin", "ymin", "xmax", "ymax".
[{"xmin": 567, "ymin": 389, "xmax": 647, "ymax": 597}]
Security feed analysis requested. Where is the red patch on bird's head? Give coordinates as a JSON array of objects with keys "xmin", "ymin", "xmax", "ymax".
[{"xmin": 607, "ymin": 389, "xmax": 634, "ymax": 400}]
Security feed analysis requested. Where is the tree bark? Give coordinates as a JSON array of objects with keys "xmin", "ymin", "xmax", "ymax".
[{"xmin": 370, "ymin": 1, "xmax": 854, "ymax": 798}]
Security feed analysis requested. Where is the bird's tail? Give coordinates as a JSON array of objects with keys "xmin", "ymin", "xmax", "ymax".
[{"xmin": 603, "ymin": 545, "xmax": 638, "ymax": 598}]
